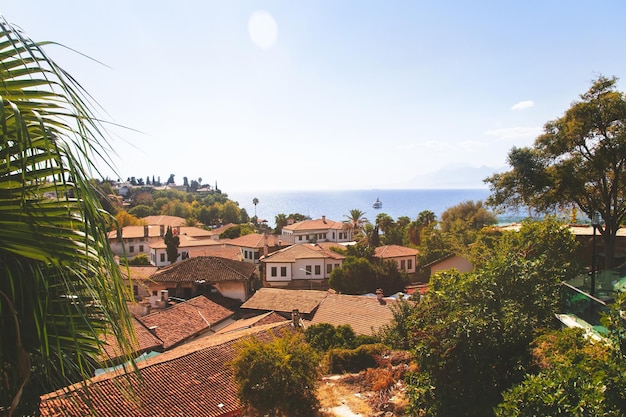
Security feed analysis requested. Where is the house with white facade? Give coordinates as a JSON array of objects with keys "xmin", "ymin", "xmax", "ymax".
[
  {"xmin": 220, "ymin": 233, "xmax": 287, "ymax": 264},
  {"xmin": 149, "ymin": 234, "xmax": 222, "ymax": 267},
  {"xmin": 260, "ymin": 243, "xmax": 346, "ymax": 289},
  {"xmin": 280, "ymin": 216, "xmax": 352, "ymax": 244},
  {"xmin": 373, "ymin": 245, "xmax": 419, "ymax": 274}
]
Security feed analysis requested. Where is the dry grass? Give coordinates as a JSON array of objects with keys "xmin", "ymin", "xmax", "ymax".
[{"xmin": 317, "ymin": 376, "xmax": 373, "ymax": 416}]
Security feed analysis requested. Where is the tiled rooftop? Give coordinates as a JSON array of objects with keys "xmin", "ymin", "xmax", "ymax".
[
  {"xmin": 240, "ymin": 288, "xmax": 329, "ymax": 314},
  {"xmin": 282, "ymin": 217, "xmax": 347, "ymax": 231},
  {"xmin": 150, "ymin": 256, "xmax": 256, "ymax": 283},
  {"xmin": 221, "ymin": 233, "xmax": 285, "ymax": 248},
  {"xmin": 374, "ymin": 245, "xmax": 419, "ymax": 258},
  {"xmin": 136, "ymin": 296, "xmax": 233, "ymax": 349},
  {"xmin": 309, "ymin": 293, "xmax": 402, "ymax": 336},
  {"xmin": 101, "ymin": 317, "xmax": 163, "ymax": 363},
  {"xmin": 261, "ymin": 243, "xmax": 346, "ymax": 263},
  {"xmin": 40, "ymin": 322, "xmax": 292, "ymax": 417},
  {"xmin": 216, "ymin": 311, "xmax": 288, "ymax": 334}
]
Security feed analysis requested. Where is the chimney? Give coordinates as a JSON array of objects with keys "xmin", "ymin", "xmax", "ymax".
[
  {"xmin": 144, "ymin": 225, "xmax": 149, "ymax": 237},
  {"xmin": 322, "ymin": 215, "xmax": 326, "ymax": 223},
  {"xmin": 160, "ymin": 289, "xmax": 169, "ymax": 302},
  {"xmin": 160, "ymin": 225, "xmax": 165, "ymax": 236}
]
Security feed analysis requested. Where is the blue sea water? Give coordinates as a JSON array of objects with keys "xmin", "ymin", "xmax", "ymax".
[{"xmin": 228, "ymin": 189, "xmax": 516, "ymax": 228}]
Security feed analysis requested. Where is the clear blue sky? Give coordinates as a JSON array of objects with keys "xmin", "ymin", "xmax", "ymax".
[{"xmin": 4, "ymin": 1, "xmax": 626, "ymax": 192}]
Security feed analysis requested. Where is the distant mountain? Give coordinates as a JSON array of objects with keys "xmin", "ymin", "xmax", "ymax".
[{"xmin": 396, "ymin": 165, "xmax": 505, "ymax": 189}]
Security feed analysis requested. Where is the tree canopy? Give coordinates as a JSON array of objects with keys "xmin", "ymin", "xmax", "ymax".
[{"xmin": 486, "ymin": 75, "xmax": 626, "ymax": 269}]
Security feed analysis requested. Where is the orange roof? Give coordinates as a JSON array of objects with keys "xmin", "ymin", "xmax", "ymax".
[
  {"xmin": 261, "ymin": 243, "xmax": 346, "ymax": 263},
  {"xmin": 189, "ymin": 245, "xmax": 243, "ymax": 261},
  {"xmin": 151, "ymin": 256, "xmax": 256, "ymax": 284},
  {"xmin": 216, "ymin": 311, "xmax": 288, "ymax": 334},
  {"xmin": 222, "ymin": 233, "xmax": 285, "ymax": 248},
  {"xmin": 241, "ymin": 288, "xmax": 329, "ymax": 314},
  {"xmin": 149, "ymin": 234, "xmax": 222, "ymax": 249},
  {"xmin": 373, "ymin": 245, "xmax": 419, "ymax": 258},
  {"xmin": 40, "ymin": 322, "xmax": 292, "ymax": 417},
  {"xmin": 282, "ymin": 217, "xmax": 347, "ymax": 232},
  {"xmin": 309, "ymin": 293, "xmax": 403, "ymax": 336},
  {"xmin": 136, "ymin": 296, "xmax": 233, "ymax": 349},
  {"xmin": 122, "ymin": 266, "xmax": 159, "ymax": 281},
  {"xmin": 100, "ymin": 317, "xmax": 163, "ymax": 363}
]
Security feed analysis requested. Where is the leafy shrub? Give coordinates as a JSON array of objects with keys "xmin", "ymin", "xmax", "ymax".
[
  {"xmin": 324, "ymin": 343, "xmax": 388, "ymax": 374},
  {"xmin": 128, "ymin": 254, "xmax": 151, "ymax": 265}
]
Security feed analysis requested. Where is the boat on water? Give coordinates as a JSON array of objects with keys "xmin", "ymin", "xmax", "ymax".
[{"xmin": 372, "ymin": 197, "xmax": 382, "ymax": 209}]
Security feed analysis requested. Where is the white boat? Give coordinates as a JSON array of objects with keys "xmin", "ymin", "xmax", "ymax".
[{"xmin": 372, "ymin": 197, "xmax": 382, "ymax": 209}]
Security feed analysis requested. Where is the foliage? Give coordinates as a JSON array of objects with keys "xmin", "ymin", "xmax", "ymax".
[
  {"xmin": 230, "ymin": 329, "xmax": 320, "ymax": 417},
  {"xmin": 377, "ymin": 298, "xmax": 417, "ymax": 350},
  {"xmin": 440, "ymin": 200, "xmax": 497, "ymax": 247},
  {"xmin": 115, "ymin": 210, "xmax": 143, "ymax": 228},
  {"xmin": 486, "ymin": 76, "xmax": 626, "ymax": 269},
  {"xmin": 324, "ymin": 344, "xmax": 389, "ymax": 374},
  {"xmin": 128, "ymin": 204, "xmax": 152, "ymax": 218},
  {"xmin": 329, "ymin": 258, "xmax": 409, "ymax": 295},
  {"xmin": 344, "ymin": 209, "xmax": 369, "ymax": 240},
  {"xmin": 0, "ymin": 19, "xmax": 135, "ymax": 414},
  {"xmin": 406, "ymin": 219, "xmax": 581, "ymax": 417},
  {"xmin": 496, "ymin": 328, "xmax": 626, "ymax": 416},
  {"xmin": 219, "ymin": 223, "xmax": 255, "ymax": 239},
  {"xmin": 304, "ymin": 323, "xmax": 358, "ymax": 351},
  {"xmin": 164, "ymin": 226, "xmax": 180, "ymax": 264},
  {"xmin": 128, "ymin": 254, "xmax": 151, "ymax": 266}
]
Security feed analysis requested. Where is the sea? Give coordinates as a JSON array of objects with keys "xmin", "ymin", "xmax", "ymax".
[{"xmin": 228, "ymin": 189, "xmax": 524, "ymax": 228}]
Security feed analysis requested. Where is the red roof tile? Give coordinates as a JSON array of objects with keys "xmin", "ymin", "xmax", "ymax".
[
  {"xmin": 150, "ymin": 256, "xmax": 256, "ymax": 284},
  {"xmin": 282, "ymin": 217, "xmax": 347, "ymax": 232},
  {"xmin": 40, "ymin": 323, "xmax": 292, "ymax": 417},
  {"xmin": 261, "ymin": 243, "xmax": 345, "ymax": 263},
  {"xmin": 101, "ymin": 317, "xmax": 163, "ymax": 363},
  {"xmin": 373, "ymin": 245, "xmax": 419, "ymax": 258},
  {"xmin": 136, "ymin": 296, "xmax": 233, "ymax": 349},
  {"xmin": 309, "ymin": 293, "xmax": 405, "ymax": 336},
  {"xmin": 240, "ymin": 288, "xmax": 329, "ymax": 314}
]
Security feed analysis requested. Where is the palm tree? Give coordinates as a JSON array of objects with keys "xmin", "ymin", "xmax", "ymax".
[
  {"xmin": 343, "ymin": 209, "xmax": 368, "ymax": 234},
  {"xmin": 253, "ymin": 197, "xmax": 259, "ymax": 217},
  {"xmin": 0, "ymin": 18, "xmax": 135, "ymax": 414}
]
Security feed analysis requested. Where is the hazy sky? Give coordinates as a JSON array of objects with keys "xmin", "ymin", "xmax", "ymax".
[{"xmin": 4, "ymin": 1, "xmax": 626, "ymax": 192}]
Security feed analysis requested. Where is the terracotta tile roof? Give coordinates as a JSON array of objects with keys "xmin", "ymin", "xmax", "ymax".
[
  {"xmin": 216, "ymin": 311, "xmax": 288, "ymax": 334},
  {"xmin": 373, "ymin": 245, "xmax": 419, "ymax": 258},
  {"xmin": 222, "ymin": 233, "xmax": 285, "ymax": 248},
  {"xmin": 141, "ymin": 215, "xmax": 186, "ymax": 227},
  {"xmin": 189, "ymin": 245, "xmax": 243, "ymax": 261},
  {"xmin": 101, "ymin": 317, "xmax": 163, "ymax": 363},
  {"xmin": 309, "ymin": 293, "xmax": 401, "ymax": 336},
  {"xmin": 240, "ymin": 288, "xmax": 329, "ymax": 314},
  {"xmin": 107, "ymin": 225, "xmax": 161, "ymax": 240},
  {"xmin": 40, "ymin": 322, "xmax": 292, "ymax": 417},
  {"xmin": 261, "ymin": 243, "xmax": 346, "ymax": 263},
  {"xmin": 122, "ymin": 266, "xmax": 159, "ymax": 281},
  {"xmin": 208, "ymin": 223, "xmax": 238, "ymax": 236},
  {"xmin": 150, "ymin": 256, "xmax": 256, "ymax": 284},
  {"xmin": 136, "ymin": 296, "xmax": 233, "ymax": 349},
  {"xmin": 315, "ymin": 241, "xmax": 349, "ymax": 252},
  {"xmin": 282, "ymin": 217, "xmax": 347, "ymax": 231}
]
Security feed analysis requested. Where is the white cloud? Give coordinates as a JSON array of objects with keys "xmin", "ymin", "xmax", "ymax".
[
  {"xmin": 485, "ymin": 126, "xmax": 542, "ymax": 139},
  {"xmin": 511, "ymin": 100, "xmax": 535, "ymax": 110}
]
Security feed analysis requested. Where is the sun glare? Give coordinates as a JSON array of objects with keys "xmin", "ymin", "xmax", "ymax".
[{"xmin": 248, "ymin": 11, "xmax": 278, "ymax": 49}]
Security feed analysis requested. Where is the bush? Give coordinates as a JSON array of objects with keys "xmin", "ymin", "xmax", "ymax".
[
  {"xmin": 324, "ymin": 343, "xmax": 389, "ymax": 374},
  {"xmin": 128, "ymin": 253, "xmax": 151, "ymax": 265}
]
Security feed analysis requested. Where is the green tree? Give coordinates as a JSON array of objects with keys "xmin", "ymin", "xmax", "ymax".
[
  {"xmin": 496, "ymin": 328, "xmax": 626, "ymax": 416},
  {"xmin": 329, "ymin": 258, "xmax": 408, "ymax": 295},
  {"xmin": 0, "ymin": 20, "xmax": 134, "ymax": 414},
  {"xmin": 304, "ymin": 323, "xmax": 357, "ymax": 351},
  {"xmin": 220, "ymin": 224, "xmax": 255, "ymax": 239},
  {"xmin": 486, "ymin": 75, "xmax": 626, "ymax": 269},
  {"xmin": 407, "ymin": 218, "xmax": 580, "ymax": 417},
  {"xmin": 164, "ymin": 226, "xmax": 180, "ymax": 264},
  {"xmin": 274, "ymin": 213, "xmax": 288, "ymax": 234},
  {"xmin": 230, "ymin": 329, "xmax": 320, "ymax": 416},
  {"xmin": 128, "ymin": 204, "xmax": 152, "ymax": 218},
  {"xmin": 440, "ymin": 200, "xmax": 497, "ymax": 247}
]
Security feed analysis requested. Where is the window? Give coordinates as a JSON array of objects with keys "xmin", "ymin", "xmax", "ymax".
[
  {"xmin": 327, "ymin": 264, "xmax": 332, "ymax": 274},
  {"xmin": 271, "ymin": 267, "xmax": 277, "ymax": 277},
  {"xmin": 323, "ymin": 233, "xmax": 327, "ymax": 240},
  {"xmin": 305, "ymin": 265, "xmax": 312, "ymax": 275},
  {"xmin": 152, "ymin": 290, "xmax": 157, "ymax": 296},
  {"xmin": 315, "ymin": 265, "xmax": 321, "ymax": 275},
  {"xmin": 408, "ymin": 259, "xmax": 413, "ymax": 270},
  {"xmin": 129, "ymin": 245, "xmax": 134, "ymax": 253},
  {"xmin": 401, "ymin": 259, "xmax": 406, "ymax": 271},
  {"xmin": 280, "ymin": 267, "xmax": 287, "ymax": 277},
  {"xmin": 298, "ymin": 235, "xmax": 303, "ymax": 241},
  {"xmin": 133, "ymin": 285, "xmax": 138, "ymax": 296},
  {"xmin": 333, "ymin": 232, "xmax": 336, "ymax": 239},
  {"xmin": 335, "ymin": 263, "xmax": 340, "ymax": 269},
  {"xmin": 139, "ymin": 245, "xmax": 144, "ymax": 252},
  {"xmin": 160, "ymin": 253, "xmax": 165, "ymax": 262}
]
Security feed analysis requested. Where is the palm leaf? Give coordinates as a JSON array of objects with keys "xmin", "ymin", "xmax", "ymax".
[{"xmin": 0, "ymin": 16, "xmax": 136, "ymax": 415}]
